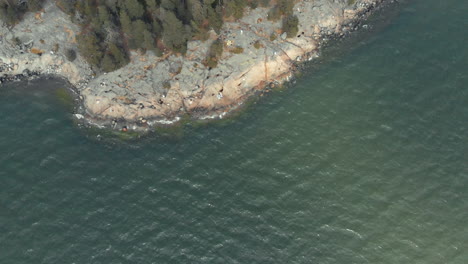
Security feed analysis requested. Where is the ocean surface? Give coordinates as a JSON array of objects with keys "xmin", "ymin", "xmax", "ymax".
[{"xmin": 1, "ymin": 0, "xmax": 467, "ymax": 263}]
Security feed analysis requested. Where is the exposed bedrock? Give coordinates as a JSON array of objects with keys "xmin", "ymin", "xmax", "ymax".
[{"xmin": 0, "ymin": 0, "xmax": 389, "ymax": 130}]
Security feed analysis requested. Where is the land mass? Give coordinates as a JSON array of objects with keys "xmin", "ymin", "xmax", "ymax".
[{"xmin": 0, "ymin": 0, "xmax": 391, "ymax": 131}]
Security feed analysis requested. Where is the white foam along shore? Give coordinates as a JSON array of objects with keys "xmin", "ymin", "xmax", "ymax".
[{"xmin": 0, "ymin": 0, "xmax": 391, "ymax": 131}]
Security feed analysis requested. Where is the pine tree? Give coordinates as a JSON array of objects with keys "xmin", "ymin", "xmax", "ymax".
[
  {"xmin": 108, "ymin": 43, "xmax": 129, "ymax": 67},
  {"xmin": 143, "ymin": 30, "xmax": 155, "ymax": 52},
  {"xmin": 161, "ymin": 9, "xmax": 187, "ymax": 52},
  {"xmin": 1, "ymin": 0, "xmax": 297, "ymax": 72},
  {"xmin": 119, "ymin": 9, "xmax": 132, "ymax": 36},
  {"xmin": 77, "ymin": 32, "xmax": 103, "ymax": 68},
  {"xmin": 98, "ymin": 5, "xmax": 111, "ymax": 26},
  {"xmin": 101, "ymin": 53, "xmax": 116, "ymax": 72},
  {"xmin": 125, "ymin": 0, "xmax": 145, "ymax": 19},
  {"xmin": 132, "ymin": 19, "xmax": 148, "ymax": 47}
]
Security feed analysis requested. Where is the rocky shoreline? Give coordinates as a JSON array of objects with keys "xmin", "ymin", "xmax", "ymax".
[{"xmin": 0, "ymin": 0, "xmax": 394, "ymax": 132}]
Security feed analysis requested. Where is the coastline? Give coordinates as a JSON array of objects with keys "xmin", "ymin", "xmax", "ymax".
[{"xmin": 0, "ymin": 0, "xmax": 394, "ymax": 132}]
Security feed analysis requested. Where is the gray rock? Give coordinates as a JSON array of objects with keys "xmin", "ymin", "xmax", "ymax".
[{"xmin": 0, "ymin": 0, "xmax": 388, "ymax": 130}]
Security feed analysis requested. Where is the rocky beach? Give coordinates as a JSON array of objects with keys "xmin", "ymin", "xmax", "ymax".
[{"xmin": 0, "ymin": 0, "xmax": 392, "ymax": 131}]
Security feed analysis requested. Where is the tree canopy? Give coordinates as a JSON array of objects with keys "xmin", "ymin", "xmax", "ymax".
[
  {"xmin": 1, "ymin": 0, "xmax": 299, "ymax": 72},
  {"xmin": 0, "ymin": 0, "xmax": 46, "ymax": 25}
]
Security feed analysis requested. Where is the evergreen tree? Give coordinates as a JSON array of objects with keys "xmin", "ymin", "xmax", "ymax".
[
  {"xmin": 108, "ymin": 43, "xmax": 129, "ymax": 67},
  {"xmin": 161, "ymin": 9, "xmax": 187, "ymax": 53},
  {"xmin": 56, "ymin": 0, "xmax": 76, "ymax": 15},
  {"xmin": 98, "ymin": 5, "xmax": 111, "ymax": 26},
  {"xmin": 27, "ymin": 0, "xmax": 44, "ymax": 12},
  {"xmin": 1, "ymin": 0, "xmax": 300, "ymax": 72},
  {"xmin": 145, "ymin": 0, "xmax": 159, "ymax": 12},
  {"xmin": 143, "ymin": 29, "xmax": 156, "ymax": 52},
  {"xmin": 132, "ymin": 19, "xmax": 148, "ymax": 47},
  {"xmin": 125, "ymin": 0, "xmax": 145, "ymax": 19},
  {"xmin": 119, "ymin": 9, "xmax": 132, "ymax": 35},
  {"xmin": 188, "ymin": 0, "xmax": 204, "ymax": 24},
  {"xmin": 101, "ymin": 53, "xmax": 115, "ymax": 72},
  {"xmin": 77, "ymin": 32, "xmax": 103, "ymax": 68}
]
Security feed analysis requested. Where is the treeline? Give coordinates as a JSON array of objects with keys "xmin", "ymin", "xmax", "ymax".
[
  {"xmin": 57, "ymin": 0, "xmax": 280, "ymax": 72},
  {"xmin": 1, "ymin": 0, "xmax": 299, "ymax": 72},
  {"xmin": 51, "ymin": 0, "xmax": 221, "ymax": 71},
  {"xmin": 0, "ymin": 0, "xmax": 46, "ymax": 25}
]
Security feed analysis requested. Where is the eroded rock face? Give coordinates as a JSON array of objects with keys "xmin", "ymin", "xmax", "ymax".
[{"xmin": 0, "ymin": 0, "xmax": 388, "ymax": 130}]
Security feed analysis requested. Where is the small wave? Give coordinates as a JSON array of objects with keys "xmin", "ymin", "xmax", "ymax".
[
  {"xmin": 401, "ymin": 239, "xmax": 420, "ymax": 249},
  {"xmin": 39, "ymin": 154, "xmax": 61, "ymax": 167},
  {"xmin": 321, "ymin": 224, "xmax": 363, "ymax": 239}
]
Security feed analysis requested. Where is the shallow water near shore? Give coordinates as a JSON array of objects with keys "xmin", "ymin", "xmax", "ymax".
[{"xmin": 1, "ymin": 0, "xmax": 467, "ymax": 263}]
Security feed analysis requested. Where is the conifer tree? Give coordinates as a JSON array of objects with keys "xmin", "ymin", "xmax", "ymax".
[
  {"xmin": 125, "ymin": 0, "xmax": 145, "ymax": 19},
  {"xmin": 119, "ymin": 9, "xmax": 132, "ymax": 36},
  {"xmin": 98, "ymin": 6, "xmax": 111, "ymax": 26},
  {"xmin": 77, "ymin": 32, "xmax": 103, "ymax": 67},
  {"xmin": 161, "ymin": 9, "xmax": 187, "ymax": 53},
  {"xmin": 132, "ymin": 19, "xmax": 148, "ymax": 47},
  {"xmin": 2, "ymin": 0, "xmax": 298, "ymax": 71}
]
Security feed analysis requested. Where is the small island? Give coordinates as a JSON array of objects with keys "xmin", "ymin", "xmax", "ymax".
[{"xmin": 0, "ymin": 0, "xmax": 389, "ymax": 131}]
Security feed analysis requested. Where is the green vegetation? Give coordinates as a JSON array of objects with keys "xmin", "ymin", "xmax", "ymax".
[
  {"xmin": 162, "ymin": 80, "xmax": 171, "ymax": 90},
  {"xmin": 2, "ymin": 0, "xmax": 300, "ymax": 71},
  {"xmin": 253, "ymin": 40, "xmax": 262, "ymax": 49},
  {"xmin": 55, "ymin": 0, "xmax": 260, "ymax": 72},
  {"xmin": 65, "ymin": 49, "xmax": 77, "ymax": 62},
  {"xmin": 204, "ymin": 39, "xmax": 224, "ymax": 68},
  {"xmin": 282, "ymin": 15, "xmax": 299, "ymax": 38},
  {"xmin": 52, "ymin": 43, "xmax": 60, "ymax": 53},
  {"xmin": 55, "ymin": 87, "xmax": 75, "ymax": 111},
  {"xmin": 0, "ymin": 0, "xmax": 45, "ymax": 26},
  {"xmin": 224, "ymin": 0, "xmax": 248, "ymax": 20},
  {"xmin": 267, "ymin": 0, "xmax": 295, "ymax": 21},
  {"xmin": 231, "ymin": 46, "xmax": 244, "ymax": 54},
  {"xmin": 270, "ymin": 33, "xmax": 277, "ymax": 41},
  {"xmin": 259, "ymin": 0, "xmax": 271, "ymax": 7},
  {"xmin": 267, "ymin": 6, "xmax": 282, "ymax": 21}
]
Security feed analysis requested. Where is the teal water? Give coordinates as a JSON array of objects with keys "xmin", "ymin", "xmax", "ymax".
[{"xmin": 1, "ymin": 0, "xmax": 467, "ymax": 263}]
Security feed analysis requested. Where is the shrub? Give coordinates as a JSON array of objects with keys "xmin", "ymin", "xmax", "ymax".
[
  {"xmin": 224, "ymin": 0, "xmax": 247, "ymax": 20},
  {"xmin": 248, "ymin": 1, "xmax": 258, "ymax": 9},
  {"xmin": 162, "ymin": 81, "xmax": 171, "ymax": 90},
  {"xmin": 231, "ymin": 46, "xmax": 244, "ymax": 54},
  {"xmin": 204, "ymin": 56, "xmax": 218, "ymax": 69},
  {"xmin": 65, "ymin": 49, "xmax": 77, "ymax": 61},
  {"xmin": 204, "ymin": 39, "xmax": 223, "ymax": 68},
  {"xmin": 282, "ymin": 15, "xmax": 299, "ymax": 38},
  {"xmin": 267, "ymin": 6, "xmax": 281, "ymax": 21},
  {"xmin": 277, "ymin": 0, "xmax": 295, "ymax": 16},
  {"xmin": 52, "ymin": 43, "xmax": 60, "ymax": 53},
  {"xmin": 209, "ymin": 39, "xmax": 224, "ymax": 58},
  {"xmin": 1, "ymin": 0, "xmax": 297, "ymax": 72},
  {"xmin": 0, "ymin": 0, "xmax": 46, "ymax": 26},
  {"xmin": 267, "ymin": 0, "xmax": 294, "ymax": 22},
  {"xmin": 259, "ymin": 0, "xmax": 271, "ymax": 7},
  {"xmin": 12, "ymin": 37, "xmax": 22, "ymax": 46},
  {"xmin": 253, "ymin": 40, "xmax": 262, "ymax": 49},
  {"xmin": 270, "ymin": 33, "xmax": 277, "ymax": 41}
]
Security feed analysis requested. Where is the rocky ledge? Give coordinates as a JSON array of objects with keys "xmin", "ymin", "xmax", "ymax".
[{"xmin": 0, "ymin": 0, "xmax": 392, "ymax": 131}]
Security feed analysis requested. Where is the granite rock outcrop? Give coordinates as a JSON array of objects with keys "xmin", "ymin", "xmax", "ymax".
[{"xmin": 0, "ymin": 0, "xmax": 389, "ymax": 130}]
